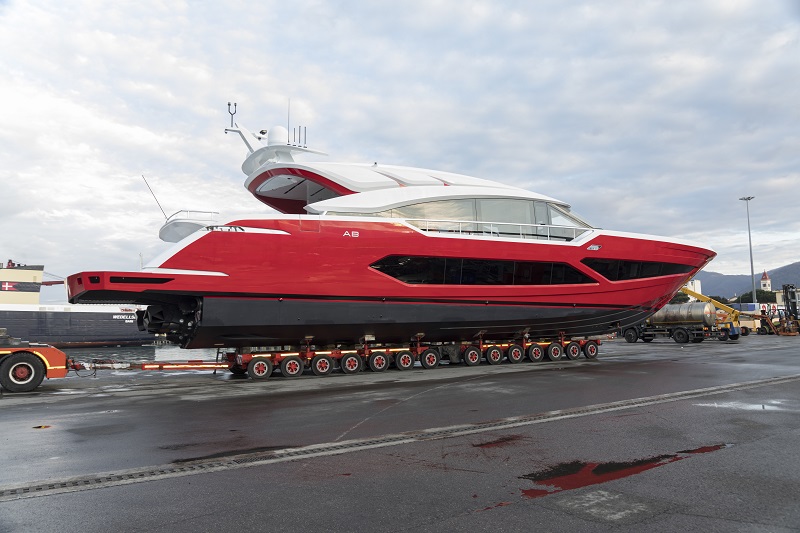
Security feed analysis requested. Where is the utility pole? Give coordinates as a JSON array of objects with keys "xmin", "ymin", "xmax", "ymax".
[{"xmin": 739, "ymin": 196, "xmax": 757, "ymax": 307}]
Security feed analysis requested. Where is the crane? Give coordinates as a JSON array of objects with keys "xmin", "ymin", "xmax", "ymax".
[
  {"xmin": 680, "ymin": 286, "xmax": 799, "ymax": 338},
  {"xmin": 679, "ymin": 287, "xmax": 752, "ymax": 340}
]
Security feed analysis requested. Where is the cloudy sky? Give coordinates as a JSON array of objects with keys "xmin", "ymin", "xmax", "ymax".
[{"xmin": 1, "ymin": 0, "xmax": 798, "ymax": 301}]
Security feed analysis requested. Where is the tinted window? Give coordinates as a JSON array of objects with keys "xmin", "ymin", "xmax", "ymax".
[
  {"xmin": 582, "ymin": 258, "xmax": 693, "ymax": 281},
  {"xmin": 371, "ymin": 256, "xmax": 444, "ymax": 283},
  {"xmin": 477, "ymin": 199, "xmax": 533, "ymax": 224},
  {"xmin": 392, "ymin": 199, "xmax": 476, "ymax": 221},
  {"xmin": 372, "ymin": 256, "xmax": 595, "ymax": 285}
]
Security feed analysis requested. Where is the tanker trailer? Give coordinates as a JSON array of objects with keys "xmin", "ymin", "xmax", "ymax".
[{"xmin": 622, "ymin": 302, "xmax": 716, "ymax": 344}]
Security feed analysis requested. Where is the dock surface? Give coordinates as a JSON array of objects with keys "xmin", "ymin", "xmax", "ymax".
[{"xmin": 2, "ymin": 336, "xmax": 799, "ymax": 531}]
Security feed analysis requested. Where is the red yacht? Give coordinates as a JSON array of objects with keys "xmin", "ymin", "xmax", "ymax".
[{"xmin": 67, "ymin": 123, "xmax": 715, "ymax": 349}]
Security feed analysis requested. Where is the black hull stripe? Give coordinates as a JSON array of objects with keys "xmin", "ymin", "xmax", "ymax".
[
  {"xmin": 180, "ymin": 298, "xmax": 655, "ymax": 348},
  {"xmin": 137, "ymin": 290, "xmax": 642, "ymax": 310}
]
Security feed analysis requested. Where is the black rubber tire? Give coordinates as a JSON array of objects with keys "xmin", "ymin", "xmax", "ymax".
[
  {"xmin": 419, "ymin": 349, "xmax": 440, "ymax": 369},
  {"xmin": 368, "ymin": 352, "xmax": 390, "ymax": 372},
  {"xmin": 0, "ymin": 352, "xmax": 46, "ymax": 393},
  {"xmin": 484, "ymin": 345, "xmax": 503, "ymax": 365},
  {"xmin": 527, "ymin": 344, "xmax": 544, "ymax": 362},
  {"xmin": 623, "ymin": 328, "xmax": 638, "ymax": 343},
  {"xmin": 717, "ymin": 329, "xmax": 730, "ymax": 341},
  {"xmin": 340, "ymin": 353, "xmax": 362, "ymax": 375},
  {"xmin": 582, "ymin": 340, "xmax": 599, "ymax": 359},
  {"xmin": 672, "ymin": 328, "xmax": 690, "ymax": 344},
  {"xmin": 246, "ymin": 357, "xmax": 273, "ymax": 380},
  {"xmin": 463, "ymin": 346, "xmax": 481, "ymax": 366},
  {"xmin": 729, "ymin": 333, "xmax": 740, "ymax": 341},
  {"xmin": 311, "ymin": 354, "xmax": 334, "ymax": 376},
  {"xmin": 506, "ymin": 344, "xmax": 524, "ymax": 364},
  {"xmin": 228, "ymin": 365, "xmax": 247, "ymax": 375},
  {"xmin": 280, "ymin": 356, "xmax": 304, "ymax": 378},
  {"xmin": 741, "ymin": 327, "xmax": 750, "ymax": 337},
  {"xmin": 546, "ymin": 343, "xmax": 563, "ymax": 361},
  {"xmin": 564, "ymin": 342, "xmax": 582, "ymax": 360},
  {"xmin": 394, "ymin": 350, "xmax": 415, "ymax": 370}
]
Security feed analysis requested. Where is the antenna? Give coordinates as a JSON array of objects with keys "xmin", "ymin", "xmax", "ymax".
[
  {"xmin": 227, "ymin": 101, "xmax": 237, "ymax": 128},
  {"xmin": 287, "ymin": 98, "xmax": 291, "ymax": 144},
  {"xmin": 142, "ymin": 175, "xmax": 168, "ymax": 221}
]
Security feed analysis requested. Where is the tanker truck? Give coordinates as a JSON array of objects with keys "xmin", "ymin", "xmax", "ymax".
[{"xmin": 622, "ymin": 302, "xmax": 717, "ymax": 344}]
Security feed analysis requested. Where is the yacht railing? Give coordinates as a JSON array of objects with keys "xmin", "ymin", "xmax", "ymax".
[
  {"xmin": 404, "ymin": 219, "xmax": 591, "ymax": 242},
  {"xmin": 165, "ymin": 210, "xmax": 220, "ymax": 223}
]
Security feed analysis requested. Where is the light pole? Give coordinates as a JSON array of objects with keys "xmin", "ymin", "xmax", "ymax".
[{"xmin": 739, "ymin": 196, "xmax": 757, "ymax": 307}]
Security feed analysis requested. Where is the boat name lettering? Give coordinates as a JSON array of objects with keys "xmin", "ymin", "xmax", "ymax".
[
  {"xmin": 343, "ymin": 231, "xmax": 360, "ymax": 237},
  {"xmin": 113, "ymin": 314, "xmax": 137, "ymax": 320}
]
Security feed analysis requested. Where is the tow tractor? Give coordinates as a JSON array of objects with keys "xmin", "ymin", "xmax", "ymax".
[
  {"xmin": 0, "ymin": 327, "xmax": 601, "ymax": 393},
  {"xmin": 0, "ymin": 328, "xmax": 233, "ymax": 393}
]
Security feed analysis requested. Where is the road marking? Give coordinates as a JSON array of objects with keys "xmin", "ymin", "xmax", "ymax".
[{"xmin": 2, "ymin": 373, "xmax": 799, "ymax": 502}]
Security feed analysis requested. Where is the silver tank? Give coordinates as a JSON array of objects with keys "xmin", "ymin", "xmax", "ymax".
[{"xmin": 649, "ymin": 303, "xmax": 716, "ymax": 327}]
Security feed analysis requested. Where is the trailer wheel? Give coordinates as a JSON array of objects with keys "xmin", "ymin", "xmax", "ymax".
[
  {"xmin": 729, "ymin": 333, "xmax": 740, "ymax": 341},
  {"xmin": 583, "ymin": 341, "xmax": 599, "ymax": 359},
  {"xmin": 741, "ymin": 327, "xmax": 750, "ymax": 337},
  {"xmin": 311, "ymin": 355, "xmax": 334, "ymax": 376},
  {"xmin": 564, "ymin": 342, "xmax": 581, "ymax": 360},
  {"xmin": 246, "ymin": 357, "xmax": 273, "ymax": 380},
  {"xmin": 394, "ymin": 350, "xmax": 415, "ymax": 370},
  {"xmin": 368, "ymin": 352, "xmax": 390, "ymax": 372},
  {"xmin": 463, "ymin": 346, "xmax": 481, "ymax": 366},
  {"xmin": 340, "ymin": 353, "xmax": 362, "ymax": 375},
  {"xmin": 280, "ymin": 356, "xmax": 304, "ymax": 378},
  {"xmin": 623, "ymin": 328, "xmax": 638, "ymax": 343},
  {"xmin": 419, "ymin": 349, "xmax": 440, "ymax": 369},
  {"xmin": 717, "ymin": 329, "xmax": 730, "ymax": 341},
  {"xmin": 672, "ymin": 328, "xmax": 690, "ymax": 344},
  {"xmin": 506, "ymin": 344, "xmax": 524, "ymax": 364},
  {"xmin": 527, "ymin": 344, "xmax": 544, "ymax": 362},
  {"xmin": 546, "ymin": 343, "xmax": 563, "ymax": 361},
  {"xmin": 0, "ymin": 352, "xmax": 45, "ymax": 393},
  {"xmin": 484, "ymin": 345, "xmax": 503, "ymax": 365}
]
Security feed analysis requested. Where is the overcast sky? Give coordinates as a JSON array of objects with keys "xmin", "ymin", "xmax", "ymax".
[{"xmin": 1, "ymin": 0, "xmax": 798, "ymax": 301}]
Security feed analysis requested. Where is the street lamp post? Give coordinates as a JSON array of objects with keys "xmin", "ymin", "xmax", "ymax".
[{"xmin": 739, "ymin": 196, "xmax": 757, "ymax": 307}]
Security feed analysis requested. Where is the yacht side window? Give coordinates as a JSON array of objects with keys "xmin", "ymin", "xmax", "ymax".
[
  {"xmin": 391, "ymin": 204, "xmax": 428, "ymax": 219},
  {"xmin": 548, "ymin": 204, "xmax": 574, "ymax": 226},
  {"xmin": 547, "ymin": 203, "xmax": 591, "ymax": 240},
  {"xmin": 477, "ymin": 199, "xmax": 534, "ymax": 237},
  {"xmin": 533, "ymin": 201, "xmax": 549, "ymax": 225},
  {"xmin": 548, "ymin": 204, "xmax": 591, "ymax": 228}
]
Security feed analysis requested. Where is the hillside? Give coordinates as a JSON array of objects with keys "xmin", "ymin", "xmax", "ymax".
[{"xmin": 694, "ymin": 261, "xmax": 800, "ymax": 298}]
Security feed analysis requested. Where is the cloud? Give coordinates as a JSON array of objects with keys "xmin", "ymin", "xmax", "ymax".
[{"xmin": 1, "ymin": 0, "xmax": 799, "ymax": 302}]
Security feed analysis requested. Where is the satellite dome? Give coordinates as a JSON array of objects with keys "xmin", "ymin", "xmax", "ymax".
[{"xmin": 267, "ymin": 126, "xmax": 288, "ymax": 146}]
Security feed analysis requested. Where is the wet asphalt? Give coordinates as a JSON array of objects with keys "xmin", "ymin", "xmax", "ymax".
[{"xmin": 1, "ymin": 335, "xmax": 800, "ymax": 532}]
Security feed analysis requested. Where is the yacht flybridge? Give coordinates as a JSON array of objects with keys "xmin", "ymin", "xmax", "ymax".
[{"xmin": 67, "ymin": 122, "xmax": 716, "ymax": 350}]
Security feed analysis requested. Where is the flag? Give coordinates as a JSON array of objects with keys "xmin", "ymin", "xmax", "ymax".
[{"xmin": 0, "ymin": 281, "xmax": 41, "ymax": 292}]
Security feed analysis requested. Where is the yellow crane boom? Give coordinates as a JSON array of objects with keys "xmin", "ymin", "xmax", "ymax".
[{"xmin": 679, "ymin": 286, "xmax": 796, "ymax": 337}]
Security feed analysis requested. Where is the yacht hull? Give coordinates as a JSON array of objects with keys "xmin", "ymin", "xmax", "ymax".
[{"xmin": 67, "ymin": 217, "xmax": 715, "ymax": 348}]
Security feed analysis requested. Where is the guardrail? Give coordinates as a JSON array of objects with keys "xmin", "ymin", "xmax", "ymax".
[
  {"xmin": 165, "ymin": 210, "xmax": 220, "ymax": 222},
  {"xmin": 405, "ymin": 219, "xmax": 591, "ymax": 242}
]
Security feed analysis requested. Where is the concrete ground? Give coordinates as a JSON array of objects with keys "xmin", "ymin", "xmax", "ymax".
[{"xmin": 1, "ymin": 335, "xmax": 799, "ymax": 532}]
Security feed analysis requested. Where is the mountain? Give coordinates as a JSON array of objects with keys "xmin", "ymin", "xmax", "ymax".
[{"xmin": 694, "ymin": 261, "xmax": 800, "ymax": 298}]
